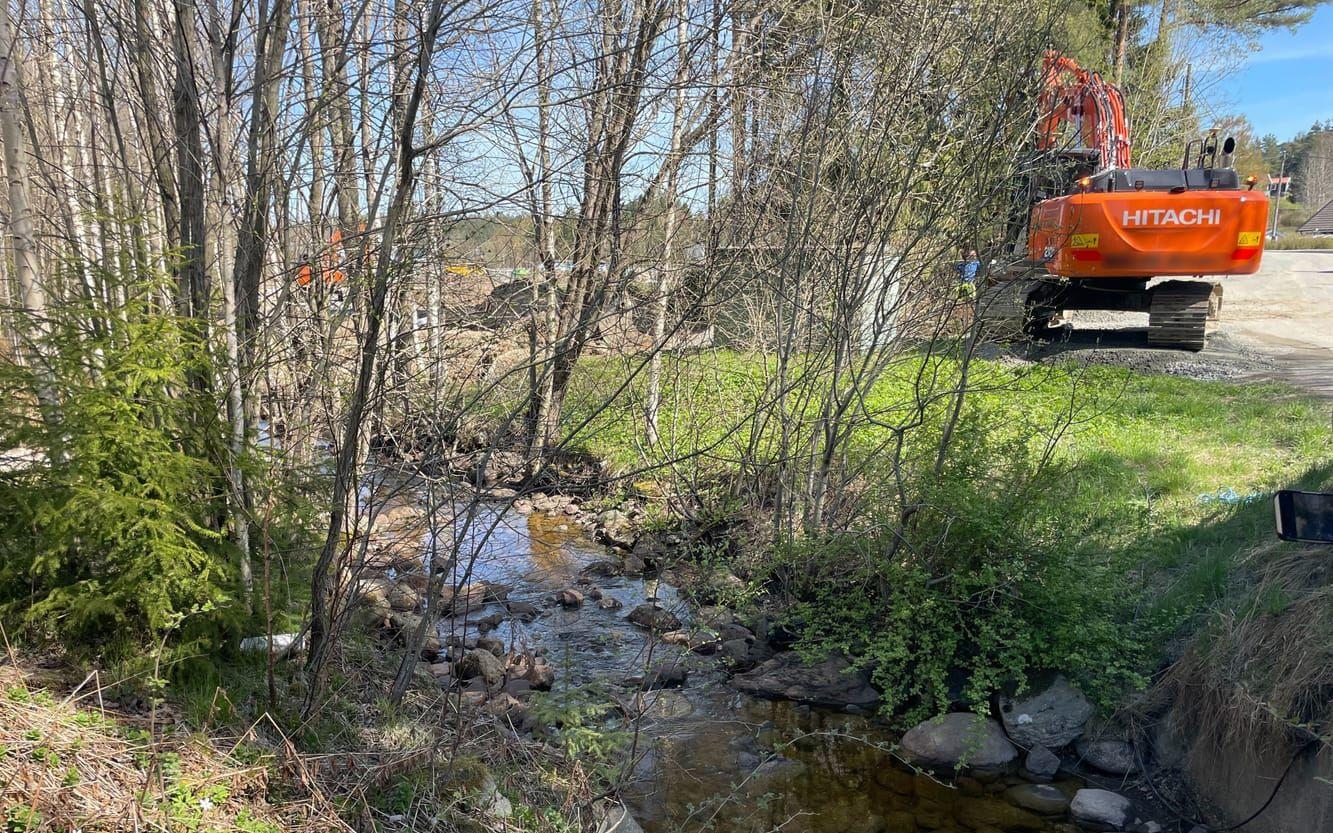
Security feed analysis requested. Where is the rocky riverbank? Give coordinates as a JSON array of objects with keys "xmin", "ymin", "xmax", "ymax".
[{"xmin": 336, "ymin": 487, "xmax": 1227, "ymax": 833}]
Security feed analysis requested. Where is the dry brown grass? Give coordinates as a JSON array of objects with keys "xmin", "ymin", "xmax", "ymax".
[
  {"xmin": 0, "ymin": 639, "xmax": 596, "ymax": 833},
  {"xmin": 1150, "ymin": 541, "xmax": 1333, "ymax": 758},
  {"xmin": 0, "ymin": 661, "xmax": 339, "ymax": 832}
]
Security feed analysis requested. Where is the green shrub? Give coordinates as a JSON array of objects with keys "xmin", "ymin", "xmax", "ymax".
[
  {"xmin": 768, "ymin": 406, "xmax": 1149, "ymax": 724},
  {"xmin": 0, "ymin": 290, "xmax": 234, "ymax": 659}
]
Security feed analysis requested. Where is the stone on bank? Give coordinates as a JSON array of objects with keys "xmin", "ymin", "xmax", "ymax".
[{"xmin": 899, "ymin": 713, "xmax": 1019, "ymax": 774}]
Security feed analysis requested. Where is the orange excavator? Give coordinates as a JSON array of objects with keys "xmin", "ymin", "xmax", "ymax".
[{"xmin": 987, "ymin": 52, "xmax": 1269, "ymax": 350}]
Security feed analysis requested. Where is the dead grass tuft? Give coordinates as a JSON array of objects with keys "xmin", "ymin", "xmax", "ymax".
[
  {"xmin": 1151, "ymin": 541, "xmax": 1333, "ymax": 758},
  {"xmin": 0, "ymin": 634, "xmax": 595, "ymax": 833},
  {"xmin": 0, "ymin": 662, "xmax": 338, "ymax": 832}
]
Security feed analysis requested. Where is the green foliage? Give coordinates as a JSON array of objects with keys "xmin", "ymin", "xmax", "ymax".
[
  {"xmin": 526, "ymin": 685, "xmax": 628, "ymax": 781},
  {"xmin": 4, "ymin": 806, "xmax": 41, "ymax": 833},
  {"xmin": 773, "ymin": 414, "xmax": 1149, "ymax": 723},
  {"xmin": 0, "ymin": 288, "xmax": 233, "ymax": 659},
  {"xmin": 571, "ymin": 349, "xmax": 1328, "ymax": 722}
]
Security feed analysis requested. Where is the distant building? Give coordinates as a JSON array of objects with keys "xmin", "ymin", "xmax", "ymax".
[{"xmin": 1298, "ymin": 197, "xmax": 1333, "ymax": 236}]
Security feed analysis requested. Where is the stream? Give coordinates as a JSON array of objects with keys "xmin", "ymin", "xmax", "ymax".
[{"xmin": 426, "ymin": 504, "xmax": 1086, "ymax": 833}]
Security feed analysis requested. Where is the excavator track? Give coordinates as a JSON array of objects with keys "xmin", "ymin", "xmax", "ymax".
[{"xmin": 1147, "ymin": 280, "xmax": 1214, "ymax": 351}]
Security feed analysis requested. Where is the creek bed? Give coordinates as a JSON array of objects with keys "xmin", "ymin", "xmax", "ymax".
[{"xmin": 423, "ymin": 504, "xmax": 1086, "ymax": 833}]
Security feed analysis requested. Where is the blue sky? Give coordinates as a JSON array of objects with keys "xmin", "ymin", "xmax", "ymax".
[{"xmin": 1214, "ymin": 6, "xmax": 1333, "ymax": 140}]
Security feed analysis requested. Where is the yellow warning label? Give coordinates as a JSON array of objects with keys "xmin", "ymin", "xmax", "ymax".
[
  {"xmin": 1237, "ymin": 231, "xmax": 1261, "ymax": 247},
  {"xmin": 1070, "ymin": 233, "xmax": 1099, "ymax": 249}
]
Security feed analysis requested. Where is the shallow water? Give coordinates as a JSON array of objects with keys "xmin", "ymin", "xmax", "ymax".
[{"xmin": 435, "ymin": 505, "xmax": 1082, "ymax": 833}]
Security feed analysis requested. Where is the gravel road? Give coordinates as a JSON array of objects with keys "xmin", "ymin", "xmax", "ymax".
[{"xmin": 1021, "ymin": 250, "xmax": 1333, "ymax": 397}]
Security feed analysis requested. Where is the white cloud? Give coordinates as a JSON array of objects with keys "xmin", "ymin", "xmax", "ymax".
[{"xmin": 1243, "ymin": 44, "xmax": 1333, "ymax": 66}]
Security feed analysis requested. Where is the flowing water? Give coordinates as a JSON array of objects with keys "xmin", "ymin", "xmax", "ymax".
[{"xmin": 431, "ymin": 504, "xmax": 1083, "ymax": 833}]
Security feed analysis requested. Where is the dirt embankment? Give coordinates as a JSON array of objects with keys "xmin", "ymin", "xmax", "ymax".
[{"xmin": 1015, "ymin": 250, "xmax": 1333, "ymax": 397}]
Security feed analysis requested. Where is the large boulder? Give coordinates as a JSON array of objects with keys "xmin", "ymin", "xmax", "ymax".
[
  {"xmin": 997, "ymin": 673, "xmax": 1094, "ymax": 749},
  {"xmin": 505, "ymin": 599, "xmax": 541, "ymax": 621},
  {"xmin": 626, "ymin": 603, "xmax": 681, "ymax": 632},
  {"xmin": 639, "ymin": 662, "xmax": 688, "ymax": 690},
  {"xmin": 1023, "ymin": 745, "xmax": 1061, "ymax": 782},
  {"xmin": 1069, "ymin": 789, "xmax": 1131, "ymax": 828},
  {"xmin": 388, "ymin": 611, "xmax": 442, "ymax": 653},
  {"xmin": 556, "ymin": 588, "xmax": 584, "ymax": 608},
  {"xmin": 899, "ymin": 713, "xmax": 1018, "ymax": 773},
  {"xmin": 508, "ymin": 652, "xmax": 555, "ymax": 690},
  {"xmin": 457, "ymin": 649, "xmax": 506, "ymax": 686},
  {"xmin": 580, "ymin": 560, "xmax": 622, "ymax": 579},
  {"xmin": 354, "ymin": 576, "xmax": 394, "ymax": 619},
  {"xmin": 597, "ymin": 510, "xmax": 638, "ymax": 550},
  {"xmin": 720, "ymin": 638, "xmax": 772, "ymax": 669},
  {"xmin": 596, "ymin": 803, "xmax": 644, "ymax": 833},
  {"xmin": 441, "ymin": 582, "xmax": 490, "ymax": 616},
  {"xmin": 730, "ymin": 653, "xmax": 879, "ymax": 709},
  {"xmin": 1075, "ymin": 738, "xmax": 1137, "ymax": 775}
]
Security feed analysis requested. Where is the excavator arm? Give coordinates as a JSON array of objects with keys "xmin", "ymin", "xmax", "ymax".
[{"xmin": 1036, "ymin": 52, "xmax": 1131, "ymax": 172}]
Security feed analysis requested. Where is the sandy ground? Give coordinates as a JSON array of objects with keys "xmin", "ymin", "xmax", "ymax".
[{"xmin": 1028, "ymin": 250, "xmax": 1333, "ymax": 398}]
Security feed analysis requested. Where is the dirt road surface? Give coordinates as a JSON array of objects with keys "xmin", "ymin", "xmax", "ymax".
[{"xmin": 1035, "ymin": 250, "xmax": 1333, "ymax": 398}]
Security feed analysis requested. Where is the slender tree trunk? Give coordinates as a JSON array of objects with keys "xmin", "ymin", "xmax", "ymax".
[
  {"xmin": 172, "ymin": 0, "xmax": 210, "ymax": 324},
  {"xmin": 645, "ymin": 0, "xmax": 689, "ymax": 445},
  {"xmin": 131, "ymin": 0, "xmax": 182, "ymax": 258},
  {"xmin": 306, "ymin": 0, "xmax": 449, "ymax": 712},
  {"xmin": 0, "ymin": 1, "xmax": 58, "ymax": 415},
  {"xmin": 524, "ymin": 0, "xmax": 558, "ymax": 453},
  {"xmin": 1112, "ymin": 0, "xmax": 1130, "ymax": 83},
  {"xmin": 230, "ymin": 0, "xmax": 293, "ymax": 607}
]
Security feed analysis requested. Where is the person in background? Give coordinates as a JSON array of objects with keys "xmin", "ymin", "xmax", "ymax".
[{"xmin": 955, "ymin": 248, "xmax": 980, "ymax": 298}]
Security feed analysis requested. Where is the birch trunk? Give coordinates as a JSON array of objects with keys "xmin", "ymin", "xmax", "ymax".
[
  {"xmin": 0, "ymin": 1, "xmax": 58, "ymax": 413},
  {"xmin": 644, "ymin": 0, "xmax": 689, "ymax": 445},
  {"xmin": 307, "ymin": 0, "xmax": 450, "ymax": 712}
]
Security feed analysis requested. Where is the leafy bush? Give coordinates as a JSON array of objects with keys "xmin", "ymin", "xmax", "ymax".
[
  {"xmin": 767, "ymin": 405, "xmax": 1149, "ymax": 724},
  {"xmin": 0, "ymin": 292, "xmax": 235, "ymax": 658}
]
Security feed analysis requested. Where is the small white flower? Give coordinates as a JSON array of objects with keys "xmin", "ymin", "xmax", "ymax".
[{"xmin": 199, "ymin": 796, "xmax": 214, "ymax": 811}]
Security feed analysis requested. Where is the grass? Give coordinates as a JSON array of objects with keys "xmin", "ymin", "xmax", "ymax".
[
  {"xmin": 0, "ymin": 632, "xmax": 592, "ymax": 833},
  {"xmin": 0, "ymin": 663, "xmax": 300, "ymax": 833},
  {"xmin": 1268, "ymin": 233, "xmax": 1333, "ymax": 250},
  {"xmin": 556, "ymin": 349, "xmax": 1331, "ymax": 692}
]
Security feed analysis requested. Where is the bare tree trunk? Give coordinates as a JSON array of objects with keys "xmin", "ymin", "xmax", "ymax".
[
  {"xmin": 172, "ymin": 0, "xmax": 210, "ymax": 324},
  {"xmin": 131, "ymin": 0, "xmax": 182, "ymax": 261},
  {"xmin": 82, "ymin": 6, "xmax": 150, "ymax": 273},
  {"xmin": 36, "ymin": 0, "xmax": 96, "ymax": 302},
  {"xmin": 0, "ymin": 1, "xmax": 58, "ymax": 414},
  {"xmin": 523, "ymin": 0, "xmax": 558, "ymax": 452},
  {"xmin": 1112, "ymin": 0, "xmax": 1130, "ymax": 83},
  {"xmin": 314, "ymin": 0, "xmax": 363, "ymax": 288},
  {"xmin": 531, "ymin": 0, "xmax": 668, "ymax": 451},
  {"xmin": 644, "ymin": 0, "xmax": 689, "ymax": 445},
  {"xmin": 305, "ymin": 0, "xmax": 450, "ymax": 712},
  {"xmin": 230, "ymin": 0, "xmax": 293, "ymax": 607}
]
